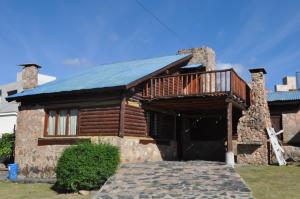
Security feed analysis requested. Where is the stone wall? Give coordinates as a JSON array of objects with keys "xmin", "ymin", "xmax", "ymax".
[
  {"xmin": 237, "ymin": 69, "xmax": 271, "ymax": 165},
  {"xmin": 178, "ymin": 47, "xmax": 216, "ymax": 71},
  {"xmin": 15, "ymin": 106, "xmax": 177, "ymax": 178},
  {"xmin": 15, "ymin": 106, "xmax": 68, "ymax": 178},
  {"xmin": 92, "ymin": 136, "xmax": 177, "ymax": 162},
  {"xmin": 282, "ymin": 110, "xmax": 300, "ymax": 144}
]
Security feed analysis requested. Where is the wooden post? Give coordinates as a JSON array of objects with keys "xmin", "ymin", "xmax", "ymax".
[
  {"xmin": 119, "ymin": 95, "xmax": 126, "ymax": 137},
  {"xmin": 174, "ymin": 114, "xmax": 177, "ymax": 140},
  {"xmin": 227, "ymin": 102, "xmax": 233, "ymax": 152}
]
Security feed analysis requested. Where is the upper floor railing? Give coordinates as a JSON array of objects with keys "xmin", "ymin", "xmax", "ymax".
[{"xmin": 142, "ymin": 69, "xmax": 249, "ymax": 102}]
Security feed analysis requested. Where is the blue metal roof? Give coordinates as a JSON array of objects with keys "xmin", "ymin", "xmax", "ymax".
[
  {"xmin": 268, "ymin": 90, "xmax": 300, "ymax": 102},
  {"xmin": 182, "ymin": 64, "xmax": 203, "ymax": 69},
  {"xmin": 8, "ymin": 54, "xmax": 190, "ymax": 98}
]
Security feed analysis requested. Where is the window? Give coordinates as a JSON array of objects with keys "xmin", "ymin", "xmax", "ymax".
[
  {"xmin": 147, "ymin": 112, "xmax": 157, "ymax": 137},
  {"xmin": 45, "ymin": 109, "xmax": 79, "ymax": 136},
  {"xmin": 7, "ymin": 90, "xmax": 17, "ymax": 96},
  {"xmin": 146, "ymin": 112, "xmax": 174, "ymax": 139}
]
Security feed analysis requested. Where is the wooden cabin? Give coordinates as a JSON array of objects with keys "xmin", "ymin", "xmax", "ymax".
[{"xmin": 8, "ymin": 47, "xmax": 250, "ymax": 178}]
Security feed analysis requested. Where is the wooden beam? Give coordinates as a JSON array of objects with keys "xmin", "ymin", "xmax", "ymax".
[
  {"xmin": 119, "ymin": 95, "xmax": 126, "ymax": 137},
  {"xmin": 225, "ymin": 98, "xmax": 246, "ymax": 110},
  {"xmin": 227, "ymin": 102, "xmax": 233, "ymax": 152},
  {"xmin": 142, "ymin": 104, "xmax": 177, "ymax": 116}
]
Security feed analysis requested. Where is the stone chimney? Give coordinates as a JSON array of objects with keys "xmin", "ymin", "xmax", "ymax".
[
  {"xmin": 237, "ymin": 68, "xmax": 271, "ymax": 165},
  {"xmin": 178, "ymin": 47, "xmax": 216, "ymax": 71},
  {"xmin": 18, "ymin": 64, "xmax": 41, "ymax": 90}
]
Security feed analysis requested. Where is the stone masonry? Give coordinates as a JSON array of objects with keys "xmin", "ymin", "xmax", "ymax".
[
  {"xmin": 15, "ymin": 106, "xmax": 177, "ymax": 178},
  {"xmin": 20, "ymin": 64, "xmax": 40, "ymax": 90},
  {"xmin": 92, "ymin": 136, "xmax": 177, "ymax": 163},
  {"xmin": 15, "ymin": 106, "xmax": 68, "ymax": 178},
  {"xmin": 93, "ymin": 161, "xmax": 253, "ymax": 199},
  {"xmin": 178, "ymin": 47, "xmax": 216, "ymax": 71},
  {"xmin": 282, "ymin": 110, "xmax": 300, "ymax": 144},
  {"xmin": 237, "ymin": 68, "xmax": 272, "ymax": 165}
]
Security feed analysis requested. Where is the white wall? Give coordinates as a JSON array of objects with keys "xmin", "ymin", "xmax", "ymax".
[
  {"xmin": 0, "ymin": 112, "xmax": 17, "ymax": 137},
  {"xmin": 275, "ymin": 76, "xmax": 297, "ymax": 91},
  {"xmin": 38, "ymin": 74, "xmax": 56, "ymax": 85}
]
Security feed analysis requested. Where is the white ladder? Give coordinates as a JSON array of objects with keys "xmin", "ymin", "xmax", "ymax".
[{"xmin": 266, "ymin": 127, "xmax": 286, "ymax": 166}]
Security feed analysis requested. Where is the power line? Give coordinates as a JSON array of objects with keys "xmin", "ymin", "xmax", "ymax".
[{"xmin": 135, "ymin": 0, "xmax": 191, "ymax": 47}]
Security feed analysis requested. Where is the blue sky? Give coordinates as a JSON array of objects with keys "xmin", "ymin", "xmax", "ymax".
[{"xmin": 0, "ymin": 0, "xmax": 299, "ymax": 90}]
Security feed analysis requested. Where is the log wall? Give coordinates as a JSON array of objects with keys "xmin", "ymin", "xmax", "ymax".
[
  {"xmin": 124, "ymin": 104, "xmax": 147, "ymax": 136},
  {"xmin": 79, "ymin": 106, "xmax": 120, "ymax": 136}
]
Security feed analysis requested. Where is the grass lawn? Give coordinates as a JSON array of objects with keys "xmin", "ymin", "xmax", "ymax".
[
  {"xmin": 236, "ymin": 164, "xmax": 300, "ymax": 199},
  {"xmin": 0, "ymin": 181, "xmax": 90, "ymax": 199}
]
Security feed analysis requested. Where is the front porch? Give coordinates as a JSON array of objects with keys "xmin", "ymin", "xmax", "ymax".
[
  {"xmin": 141, "ymin": 69, "xmax": 249, "ymax": 163},
  {"xmin": 142, "ymin": 96, "xmax": 245, "ymax": 163}
]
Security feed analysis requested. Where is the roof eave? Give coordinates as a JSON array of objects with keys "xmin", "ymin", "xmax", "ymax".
[
  {"xmin": 7, "ymin": 85, "xmax": 127, "ymax": 102},
  {"xmin": 268, "ymin": 99, "xmax": 300, "ymax": 105}
]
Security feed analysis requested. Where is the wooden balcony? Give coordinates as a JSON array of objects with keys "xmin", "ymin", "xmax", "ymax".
[{"xmin": 142, "ymin": 69, "xmax": 249, "ymax": 103}]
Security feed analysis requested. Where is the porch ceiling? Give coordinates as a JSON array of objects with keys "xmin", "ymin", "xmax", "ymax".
[{"xmin": 143, "ymin": 96, "xmax": 228, "ymax": 112}]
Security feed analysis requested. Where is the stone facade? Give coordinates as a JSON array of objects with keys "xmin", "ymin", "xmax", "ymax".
[
  {"xmin": 15, "ymin": 106, "xmax": 68, "ymax": 178},
  {"xmin": 15, "ymin": 106, "xmax": 177, "ymax": 178},
  {"xmin": 178, "ymin": 47, "xmax": 216, "ymax": 71},
  {"xmin": 21, "ymin": 65, "xmax": 39, "ymax": 90},
  {"xmin": 237, "ymin": 69, "xmax": 271, "ymax": 165},
  {"xmin": 282, "ymin": 110, "xmax": 300, "ymax": 144},
  {"xmin": 92, "ymin": 136, "xmax": 177, "ymax": 163}
]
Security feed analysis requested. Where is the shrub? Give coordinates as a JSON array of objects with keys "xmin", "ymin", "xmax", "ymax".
[
  {"xmin": 0, "ymin": 133, "xmax": 15, "ymax": 163},
  {"xmin": 55, "ymin": 142, "xmax": 120, "ymax": 192}
]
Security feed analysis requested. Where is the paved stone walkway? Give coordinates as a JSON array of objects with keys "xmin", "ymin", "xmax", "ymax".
[{"xmin": 93, "ymin": 161, "xmax": 253, "ymax": 199}]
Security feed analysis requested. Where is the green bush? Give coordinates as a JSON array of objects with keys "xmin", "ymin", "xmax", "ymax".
[
  {"xmin": 55, "ymin": 142, "xmax": 120, "ymax": 192},
  {"xmin": 0, "ymin": 133, "xmax": 15, "ymax": 162}
]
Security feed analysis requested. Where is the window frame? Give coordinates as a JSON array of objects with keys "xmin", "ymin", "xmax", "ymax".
[{"xmin": 44, "ymin": 108, "xmax": 80, "ymax": 137}]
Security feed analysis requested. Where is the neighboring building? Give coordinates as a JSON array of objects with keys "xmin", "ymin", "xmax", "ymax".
[
  {"xmin": 0, "ymin": 65, "xmax": 56, "ymax": 137},
  {"xmin": 274, "ymin": 73, "xmax": 299, "ymax": 92},
  {"xmin": 268, "ymin": 75, "xmax": 300, "ymax": 145}
]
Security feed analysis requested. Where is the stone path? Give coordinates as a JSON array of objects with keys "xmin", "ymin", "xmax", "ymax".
[{"xmin": 93, "ymin": 161, "xmax": 253, "ymax": 199}]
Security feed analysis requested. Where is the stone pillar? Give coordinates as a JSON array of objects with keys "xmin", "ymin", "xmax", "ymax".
[
  {"xmin": 18, "ymin": 63, "xmax": 41, "ymax": 90},
  {"xmin": 237, "ymin": 68, "xmax": 271, "ymax": 165},
  {"xmin": 178, "ymin": 47, "xmax": 216, "ymax": 71}
]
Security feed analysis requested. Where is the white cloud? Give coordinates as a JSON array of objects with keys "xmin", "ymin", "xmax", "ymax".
[
  {"xmin": 217, "ymin": 62, "xmax": 246, "ymax": 74},
  {"xmin": 62, "ymin": 58, "xmax": 90, "ymax": 67}
]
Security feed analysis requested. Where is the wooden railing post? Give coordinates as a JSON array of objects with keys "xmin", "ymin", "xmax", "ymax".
[{"xmin": 150, "ymin": 79, "xmax": 153, "ymax": 98}]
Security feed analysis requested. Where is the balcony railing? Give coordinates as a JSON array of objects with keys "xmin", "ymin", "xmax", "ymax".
[{"xmin": 142, "ymin": 69, "xmax": 249, "ymax": 102}]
